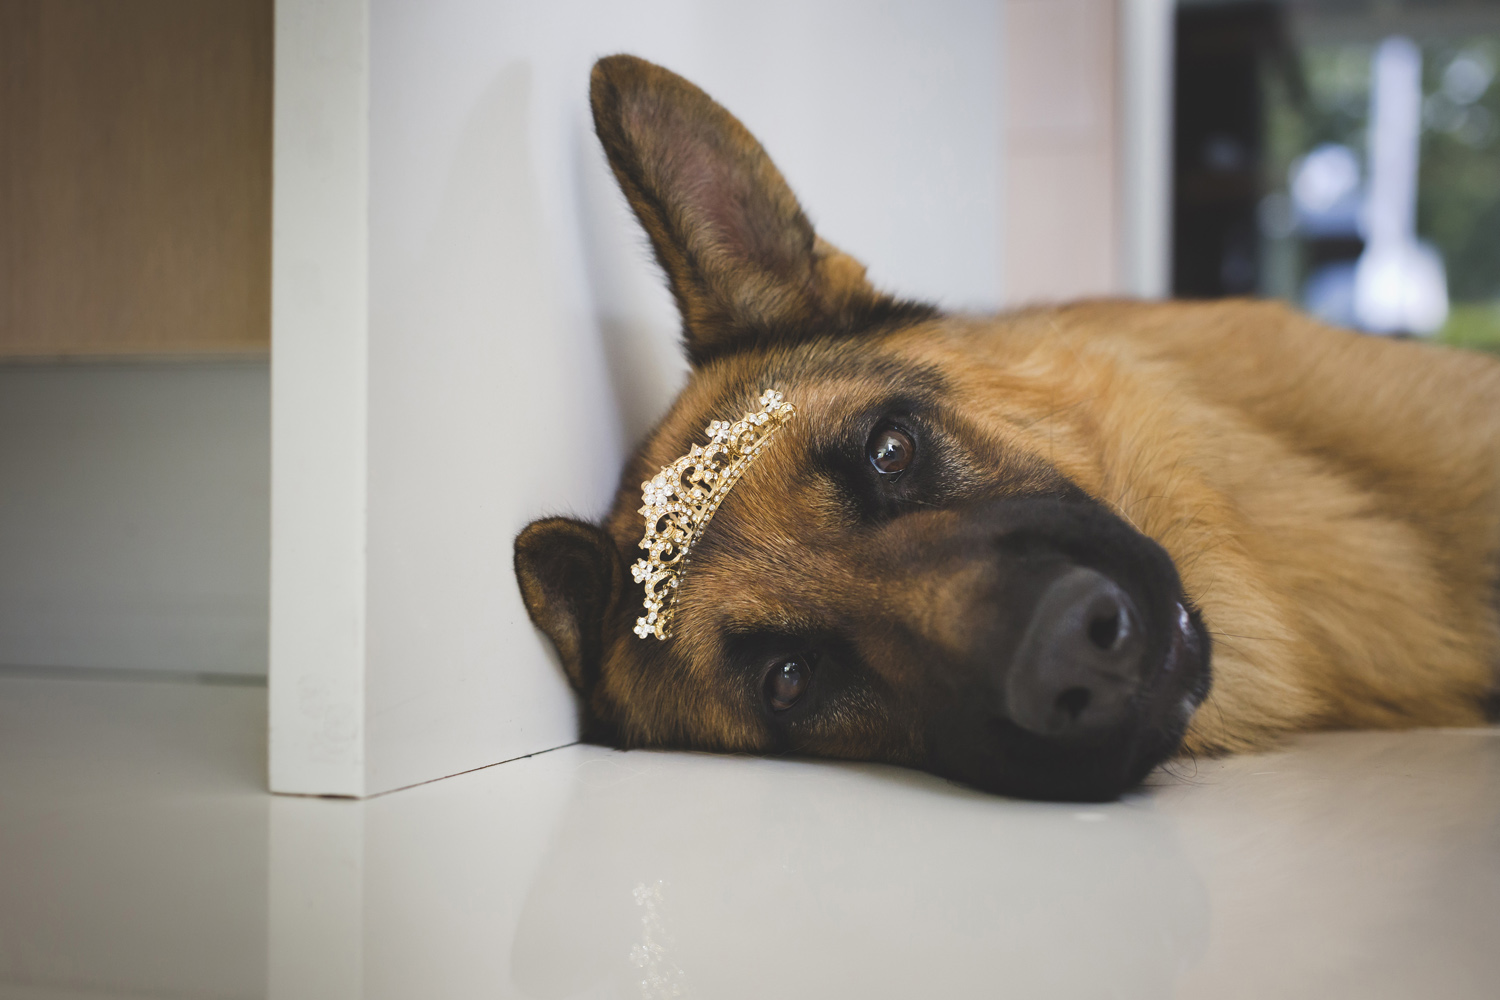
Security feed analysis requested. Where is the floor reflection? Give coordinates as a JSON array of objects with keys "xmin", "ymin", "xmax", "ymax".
[
  {"xmin": 508, "ymin": 752, "xmax": 1208, "ymax": 999},
  {"xmin": 5, "ymin": 676, "xmax": 1496, "ymax": 1000},
  {"xmin": 261, "ymin": 747, "xmax": 1209, "ymax": 1000}
]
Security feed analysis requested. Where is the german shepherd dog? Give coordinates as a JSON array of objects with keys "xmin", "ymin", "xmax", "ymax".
[{"xmin": 515, "ymin": 55, "xmax": 1500, "ymax": 801}]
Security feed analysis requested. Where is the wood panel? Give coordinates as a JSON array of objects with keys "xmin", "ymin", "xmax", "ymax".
[{"xmin": 0, "ymin": 0, "xmax": 271, "ymax": 357}]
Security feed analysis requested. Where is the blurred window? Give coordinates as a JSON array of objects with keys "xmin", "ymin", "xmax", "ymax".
[{"xmin": 1173, "ymin": 0, "xmax": 1500, "ymax": 351}]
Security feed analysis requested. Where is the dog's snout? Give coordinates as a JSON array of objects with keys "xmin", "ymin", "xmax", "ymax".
[
  {"xmin": 1004, "ymin": 567, "xmax": 1147, "ymax": 739},
  {"xmin": 882, "ymin": 499, "xmax": 1205, "ymax": 799}
]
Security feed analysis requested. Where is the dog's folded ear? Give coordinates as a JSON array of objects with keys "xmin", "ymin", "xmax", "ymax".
[
  {"xmin": 514, "ymin": 517, "xmax": 623, "ymax": 695},
  {"xmin": 590, "ymin": 54, "xmax": 930, "ymax": 366}
]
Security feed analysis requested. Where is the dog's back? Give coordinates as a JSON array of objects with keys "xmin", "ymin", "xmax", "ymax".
[{"xmin": 978, "ymin": 298, "xmax": 1500, "ymax": 750}]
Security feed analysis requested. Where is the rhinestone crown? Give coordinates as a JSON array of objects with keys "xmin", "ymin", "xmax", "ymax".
[{"xmin": 631, "ymin": 389, "xmax": 797, "ymax": 640}]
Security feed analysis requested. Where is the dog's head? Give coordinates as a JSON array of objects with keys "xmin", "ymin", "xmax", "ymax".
[{"xmin": 515, "ymin": 56, "xmax": 1211, "ymax": 802}]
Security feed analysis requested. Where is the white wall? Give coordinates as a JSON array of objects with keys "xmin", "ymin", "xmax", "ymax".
[
  {"xmin": 367, "ymin": 0, "xmax": 1005, "ymax": 450},
  {"xmin": 0, "ymin": 362, "xmax": 270, "ymax": 676},
  {"xmin": 273, "ymin": 0, "xmax": 1006, "ymax": 796},
  {"xmin": 271, "ymin": 0, "xmax": 373, "ymax": 795},
  {"xmin": 1120, "ymin": 0, "xmax": 1175, "ymax": 299},
  {"xmin": 364, "ymin": 0, "xmax": 1006, "ymax": 795}
]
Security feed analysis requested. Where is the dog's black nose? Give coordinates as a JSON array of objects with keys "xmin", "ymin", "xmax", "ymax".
[{"xmin": 1004, "ymin": 567, "xmax": 1147, "ymax": 739}]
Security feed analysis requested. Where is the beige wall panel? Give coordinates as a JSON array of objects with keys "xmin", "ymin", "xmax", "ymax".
[
  {"xmin": 1003, "ymin": 0, "xmax": 1121, "ymax": 305},
  {"xmin": 0, "ymin": 0, "xmax": 271, "ymax": 357},
  {"xmin": 1006, "ymin": 148, "xmax": 1119, "ymax": 302}
]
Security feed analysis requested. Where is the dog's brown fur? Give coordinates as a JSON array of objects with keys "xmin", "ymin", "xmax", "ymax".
[{"xmin": 516, "ymin": 56, "xmax": 1500, "ymax": 795}]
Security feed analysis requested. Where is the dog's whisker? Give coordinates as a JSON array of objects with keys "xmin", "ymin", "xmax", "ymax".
[{"xmin": 1206, "ymin": 630, "xmax": 1285, "ymax": 642}]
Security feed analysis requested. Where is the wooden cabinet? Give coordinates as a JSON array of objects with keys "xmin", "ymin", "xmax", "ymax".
[{"xmin": 0, "ymin": 0, "xmax": 271, "ymax": 357}]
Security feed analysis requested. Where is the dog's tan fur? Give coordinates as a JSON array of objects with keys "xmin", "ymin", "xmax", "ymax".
[
  {"xmin": 516, "ymin": 56, "xmax": 1499, "ymax": 788},
  {"xmin": 866, "ymin": 300, "xmax": 1500, "ymax": 753}
]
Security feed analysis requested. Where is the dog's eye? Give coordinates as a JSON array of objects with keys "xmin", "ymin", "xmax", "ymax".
[
  {"xmin": 766, "ymin": 657, "xmax": 810, "ymax": 712},
  {"xmin": 868, "ymin": 427, "xmax": 915, "ymax": 475}
]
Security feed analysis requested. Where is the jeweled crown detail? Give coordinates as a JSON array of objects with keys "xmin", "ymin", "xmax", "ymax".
[{"xmin": 631, "ymin": 389, "xmax": 797, "ymax": 640}]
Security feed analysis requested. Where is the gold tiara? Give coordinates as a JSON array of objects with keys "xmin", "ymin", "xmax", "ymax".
[{"xmin": 631, "ymin": 389, "xmax": 797, "ymax": 640}]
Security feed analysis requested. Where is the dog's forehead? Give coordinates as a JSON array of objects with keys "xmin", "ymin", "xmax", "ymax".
[
  {"xmin": 668, "ymin": 369, "xmax": 993, "ymax": 628},
  {"xmin": 667, "ymin": 345, "xmax": 945, "ymax": 455},
  {"xmin": 677, "ymin": 412, "xmax": 858, "ymax": 621},
  {"xmin": 607, "ymin": 344, "xmax": 945, "ymax": 650}
]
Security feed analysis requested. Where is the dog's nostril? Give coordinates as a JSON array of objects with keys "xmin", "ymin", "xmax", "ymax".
[
  {"xmin": 1055, "ymin": 686, "xmax": 1092, "ymax": 721},
  {"xmin": 1006, "ymin": 568, "xmax": 1146, "ymax": 739},
  {"xmin": 1087, "ymin": 608, "xmax": 1123, "ymax": 651}
]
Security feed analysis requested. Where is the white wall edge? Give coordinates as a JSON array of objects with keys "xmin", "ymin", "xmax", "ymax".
[
  {"xmin": 269, "ymin": 0, "xmax": 371, "ymax": 796},
  {"xmin": 995, "ymin": 0, "xmax": 1009, "ymax": 307},
  {"xmin": 1119, "ymin": 0, "xmax": 1175, "ymax": 299}
]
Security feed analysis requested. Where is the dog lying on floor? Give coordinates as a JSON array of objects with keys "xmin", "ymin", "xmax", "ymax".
[{"xmin": 515, "ymin": 55, "xmax": 1499, "ymax": 802}]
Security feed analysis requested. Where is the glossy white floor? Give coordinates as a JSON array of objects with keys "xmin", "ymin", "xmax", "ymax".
[{"xmin": 1, "ymin": 671, "xmax": 1496, "ymax": 1000}]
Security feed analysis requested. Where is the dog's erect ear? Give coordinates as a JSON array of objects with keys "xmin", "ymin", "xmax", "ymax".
[
  {"xmin": 590, "ymin": 54, "xmax": 927, "ymax": 366},
  {"xmin": 514, "ymin": 517, "xmax": 624, "ymax": 694}
]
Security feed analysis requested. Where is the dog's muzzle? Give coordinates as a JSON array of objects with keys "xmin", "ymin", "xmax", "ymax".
[{"xmin": 886, "ymin": 498, "xmax": 1212, "ymax": 801}]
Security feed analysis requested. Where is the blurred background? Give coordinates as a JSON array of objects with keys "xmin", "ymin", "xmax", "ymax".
[{"xmin": 1175, "ymin": 0, "xmax": 1500, "ymax": 349}]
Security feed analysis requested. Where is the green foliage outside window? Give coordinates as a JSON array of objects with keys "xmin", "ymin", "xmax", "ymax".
[{"xmin": 1262, "ymin": 37, "xmax": 1500, "ymax": 352}]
